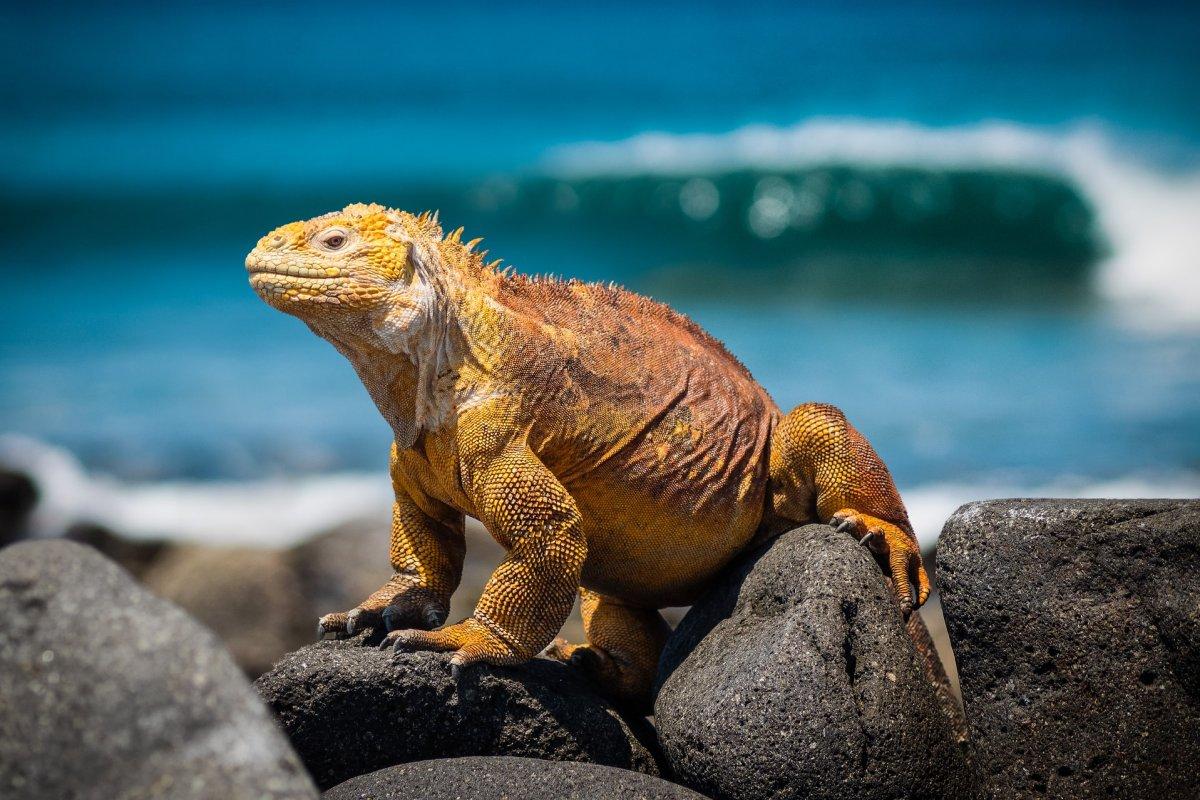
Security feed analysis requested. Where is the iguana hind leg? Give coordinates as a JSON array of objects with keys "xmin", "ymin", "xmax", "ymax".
[
  {"xmin": 546, "ymin": 588, "xmax": 670, "ymax": 713},
  {"xmin": 770, "ymin": 402, "xmax": 930, "ymax": 613}
]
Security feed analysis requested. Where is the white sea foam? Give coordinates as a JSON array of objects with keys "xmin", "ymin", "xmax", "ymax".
[
  {"xmin": 547, "ymin": 119, "xmax": 1200, "ymax": 330},
  {"xmin": 0, "ymin": 435, "xmax": 390, "ymax": 546},
  {"xmin": 3, "ymin": 434, "xmax": 1195, "ymax": 550}
]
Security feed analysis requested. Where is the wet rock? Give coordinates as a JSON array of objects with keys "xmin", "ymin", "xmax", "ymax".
[
  {"xmin": 0, "ymin": 539, "xmax": 317, "ymax": 800},
  {"xmin": 323, "ymin": 756, "xmax": 706, "ymax": 800},
  {"xmin": 255, "ymin": 640, "xmax": 659, "ymax": 791},
  {"xmin": 0, "ymin": 468, "xmax": 37, "ymax": 547},
  {"xmin": 938, "ymin": 499, "xmax": 1200, "ymax": 799},
  {"xmin": 655, "ymin": 524, "xmax": 972, "ymax": 800}
]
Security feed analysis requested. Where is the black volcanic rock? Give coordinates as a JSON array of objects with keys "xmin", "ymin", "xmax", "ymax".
[
  {"xmin": 255, "ymin": 640, "xmax": 659, "ymax": 791},
  {"xmin": 323, "ymin": 756, "xmax": 706, "ymax": 800},
  {"xmin": 0, "ymin": 468, "xmax": 37, "ymax": 547},
  {"xmin": 938, "ymin": 499, "xmax": 1200, "ymax": 799},
  {"xmin": 654, "ymin": 524, "xmax": 972, "ymax": 800}
]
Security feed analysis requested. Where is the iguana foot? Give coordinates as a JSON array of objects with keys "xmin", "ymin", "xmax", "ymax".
[
  {"xmin": 316, "ymin": 581, "xmax": 447, "ymax": 640},
  {"xmin": 830, "ymin": 508, "xmax": 930, "ymax": 614},
  {"xmin": 383, "ymin": 617, "xmax": 523, "ymax": 679},
  {"xmin": 545, "ymin": 637, "xmax": 614, "ymax": 673},
  {"xmin": 544, "ymin": 637, "xmax": 655, "ymax": 712}
]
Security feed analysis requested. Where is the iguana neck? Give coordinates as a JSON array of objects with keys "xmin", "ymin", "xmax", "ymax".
[{"xmin": 306, "ymin": 258, "xmax": 508, "ymax": 449}]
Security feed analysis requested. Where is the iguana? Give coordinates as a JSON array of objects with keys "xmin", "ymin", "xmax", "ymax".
[{"xmin": 246, "ymin": 202, "xmax": 930, "ymax": 708}]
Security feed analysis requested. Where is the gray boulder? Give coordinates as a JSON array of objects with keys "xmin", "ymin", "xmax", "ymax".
[
  {"xmin": 938, "ymin": 499, "xmax": 1200, "ymax": 799},
  {"xmin": 0, "ymin": 539, "xmax": 317, "ymax": 800},
  {"xmin": 655, "ymin": 524, "xmax": 972, "ymax": 800},
  {"xmin": 323, "ymin": 756, "xmax": 707, "ymax": 800},
  {"xmin": 255, "ymin": 640, "xmax": 660, "ymax": 791}
]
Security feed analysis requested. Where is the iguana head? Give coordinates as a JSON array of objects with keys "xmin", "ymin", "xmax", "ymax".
[{"xmin": 246, "ymin": 202, "xmax": 450, "ymax": 330}]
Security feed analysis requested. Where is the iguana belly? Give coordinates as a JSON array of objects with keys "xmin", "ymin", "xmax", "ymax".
[
  {"xmin": 569, "ymin": 473, "xmax": 767, "ymax": 607},
  {"xmin": 559, "ymin": 398, "xmax": 774, "ymax": 607}
]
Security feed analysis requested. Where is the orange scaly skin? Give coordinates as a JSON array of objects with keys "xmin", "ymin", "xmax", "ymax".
[{"xmin": 246, "ymin": 203, "xmax": 930, "ymax": 709}]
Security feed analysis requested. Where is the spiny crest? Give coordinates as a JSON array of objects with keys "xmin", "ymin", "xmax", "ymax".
[
  {"xmin": 413, "ymin": 209, "xmax": 441, "ymax": 229},
  {"xmin": 429, "ymin": 221, "xmax": 512, "ymax": 278},
  {"xmin": 492, "ymin": 270, "xmax": 756, "ymax": 381},
  {"xmin": 403, "ymin": 208, "xmax": 445, "ymax": 239}
]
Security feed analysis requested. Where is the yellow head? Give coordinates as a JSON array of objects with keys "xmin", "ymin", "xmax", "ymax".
[{"xmin": 246, "ymin": 203, "xmax": 447, "ymax": 327}]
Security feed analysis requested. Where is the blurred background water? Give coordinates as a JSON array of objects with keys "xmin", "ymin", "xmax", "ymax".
[{"xmin": 2, "ymin": 0, "xmax": 1198, "ymax": 548}]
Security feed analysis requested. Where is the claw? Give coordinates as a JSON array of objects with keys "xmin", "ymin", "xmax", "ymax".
[
  {"xmin": 834, "ymin": 518, "xmax": 854, "ymax": 533},
  {"xmin": 391, "ymin": 630, "xmax": 422, "ymax": 654},
  {"xmin": 345, "ymin": 609, "xmax": 361, "ymax": 636},
  {"xmin": 423, "ymin": 606, "xmax": 443, "ymax": 629},
  {"xmin": 316, "ymin": 614, "xmax": 343, "ymax": 640},
  {"xmin": 382, "ymin": 606, "xmax": 401, "ymax": 632},
  {"xmin": 859, "ymin": 530, "xmax": 876, "ymax": 546},
  {"xmin": 450, "ymin": 660, "xmax": 464, "ymax": 682}
]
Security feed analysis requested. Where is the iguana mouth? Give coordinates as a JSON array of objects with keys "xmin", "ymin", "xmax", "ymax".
[
  {"xmin": 247, "ymin": 266, "xmax": 344, "ymax": 281},
  {"xmin": 245, "ymin": 250, "xmax": 346, "ymax": 280}
]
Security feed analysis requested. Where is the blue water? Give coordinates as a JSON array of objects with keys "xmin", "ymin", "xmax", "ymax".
[{"xmin": 1, "ymin": 1, "xmax": 1198, "ymax": 497}]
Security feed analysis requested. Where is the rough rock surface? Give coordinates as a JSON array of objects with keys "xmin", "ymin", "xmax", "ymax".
[
  {"xmin": 938, "ymin": 499, "xmax": 1200, "ymax": 799},
  {"xmin": 255, "ymin": 639, "xmax": 659, "ymax": 790},
  {"xmin": 0, "ymin": 539, "xmax": 318, "ymax": 800},
  {"xmin": 323, "ymin": 756, "xmax": 705, "ymax": 800},
  {"xmin": 655, "ymin": 524, "xmax": 972, "ymax": 800}
]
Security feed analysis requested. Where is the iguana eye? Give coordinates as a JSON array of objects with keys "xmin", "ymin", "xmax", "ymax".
[{"xmin": 315, "ymin": 228, "xmax": 350, "ymax": 252}]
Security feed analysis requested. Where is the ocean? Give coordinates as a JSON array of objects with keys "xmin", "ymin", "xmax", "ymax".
[{"xmin": 2, "ymin": 1, "xmax": 1198, "ymax": 548}]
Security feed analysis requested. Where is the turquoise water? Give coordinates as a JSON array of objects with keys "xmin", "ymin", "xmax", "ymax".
[{"xmin": 1, "ymin": 2, "xmax": 1197, "ymax": 528}]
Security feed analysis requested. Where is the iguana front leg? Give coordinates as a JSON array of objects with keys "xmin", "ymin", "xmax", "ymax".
[
  {"xmin": 383, "ymin": 419, "xmax": 586, "ymax": 677},
  {"xmin": 318, "ymin": 454, "xmax": 465, "ymax": 638},
  {"xmin": 772, "ymin": 402, "xmax": 930, "ymax": 613}
]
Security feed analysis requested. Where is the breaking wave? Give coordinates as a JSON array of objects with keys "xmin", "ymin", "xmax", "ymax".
[{"xmin": 542, "ymin": 119, "xmax": 1200, "ymax": 328}]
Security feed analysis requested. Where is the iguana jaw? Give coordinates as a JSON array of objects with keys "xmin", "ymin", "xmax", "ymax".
[{"xmin": 246, "ymin": 262, "xmax": 350, "ymax": 304}]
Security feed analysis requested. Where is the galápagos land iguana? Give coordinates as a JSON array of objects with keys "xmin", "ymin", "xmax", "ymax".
[{"xmin": 246, "ymin": 202, "xmax": 930, "ymax": 709}]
